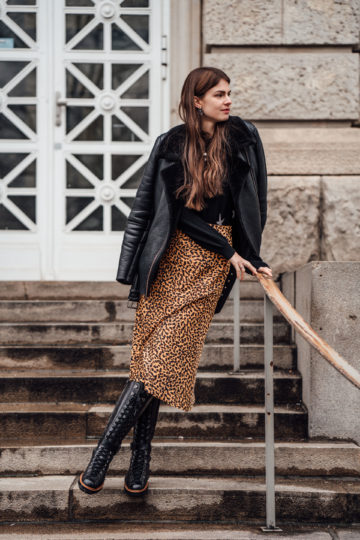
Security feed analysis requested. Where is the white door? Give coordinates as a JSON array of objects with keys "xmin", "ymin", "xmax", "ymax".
[{"xmin": 0, "ymin": 0, "xmax": 169, "ymax": 280}]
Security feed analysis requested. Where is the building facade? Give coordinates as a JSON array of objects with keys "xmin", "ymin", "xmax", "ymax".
[{"xmin": 0, "ymin": 0, "xmax": 359, "ymax": 280}]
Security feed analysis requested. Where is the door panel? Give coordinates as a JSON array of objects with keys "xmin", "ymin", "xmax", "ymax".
[{"xmin": 0, "ymin": 0, "xmax": 169, "ymax": 280}]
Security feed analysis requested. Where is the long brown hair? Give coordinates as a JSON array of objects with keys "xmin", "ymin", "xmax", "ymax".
[{"xmin": 176, "ymin": 67, "xmax": 232, "ymax": 211}]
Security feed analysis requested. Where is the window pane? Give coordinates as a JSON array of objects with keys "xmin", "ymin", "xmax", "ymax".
[
  {"xmin": 0, "ymin": 205, "xmax": 27, "ymax": 230},
  {"xmin": 121, "ymin": 0, "xmax": 149, "ymax": 7},
  {"xmin": 0, "ymin": 113, "xmax": 27, "ymax": 139},
  {"xmin": 66, "ymin": 196, "xmax": 93, "ymax": 223},
  {"xmin": 73, "ymin": 114, "xmax": 103, "ymax": 141},
  {"xmin": 66, "ymin": 161, "xmax": 94, "ymax": 189},
  {"xmin": 66, "ymin": 71, "xmax": 94, "ymax": 98},
  {"xmin": 112, "ymin": 63, "xmax": 140, "ymax": 90},
  {"xmin": 112, "ymin": 23, "xmax": 141, "ymax": 51},
  {"xmin": 122, "ymin": 15, "xmax": 149, "ymax": 43},
  {"xmin": 7, "ymin": 0, "xmax": 36, "ymax": 5},
  {"xmin": 8, "ymin": 67, "xmax": 36, "ymax": 97},
  {"xmin": 8, "ymin": 105, "xmax": 36, "ymax": 132},
  {"xmin": 74, "ymin": 205, "xmax": 103, "ymax": 231},
  {"xmin": 122, "ymin": 106, "xmax": 148, "ymax": 134},
  {"xmin": 8, "ymin": 195, "xmax": 36, "ymax": 222},
  {"xmin": 122, "ymin": 70, "xmax": 149, "ymax": 99},
  {"xmin": 0, "ymin": 62, "xmax": 28, "ymax": 87},
  {"xmin": 0, "ymin": 153, "xmax": 31, "ymax": 178},
  {"xmin": 0, "ymin": 21, "xmax": 28, "ymax": 48},
  {"xmin": 65, "ymin": 0, "xmax": 93, "ymax": 6},
  {"xmin": 74, "ymin": 154, "xmax": 103, "ymax": 179},
  {"xmin": 7, "ymin": 12, "xmax": 36, "ymax": 41},
  {"xmin": 112, "ymin": 116, "xmax": 141, "ymax": 142},
  {"xmin": 111, "ymin": 154, "xmax": 141, "ymax": 180},
  {"xmin": 8, "ymin": 159, "xmax": 36, "ymax": 188},
  {"xmin": 73, "ymin": 63, "xmax": 103, "ymax": 90}
]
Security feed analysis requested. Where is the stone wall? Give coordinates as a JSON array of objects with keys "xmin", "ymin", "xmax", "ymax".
[
  {"xmin": 201, "ymin": 0, "xmax": 360, "ymax": 273},
  {"xmin": 282, "ymin": 262, "xmax": 360, "ymax": 445}
]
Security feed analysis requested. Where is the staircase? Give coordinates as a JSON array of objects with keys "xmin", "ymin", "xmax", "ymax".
[{"xmin": 0, "ymin": 280, "xmax": 359, "ymax": 526}]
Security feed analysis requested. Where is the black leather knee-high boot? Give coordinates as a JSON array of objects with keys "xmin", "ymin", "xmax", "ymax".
[
  {"xmin": 124, "ymin": 396, "xmax": 160, "ymax": 496},
  {"xmin": 78, "ymin": 379, "xmax": 154, "ymax": 495}
]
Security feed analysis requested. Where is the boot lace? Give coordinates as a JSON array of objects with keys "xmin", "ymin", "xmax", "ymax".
[
  {"xmin": 88, "ymin": 446, "xmax": 113, "ymax": 476},
  {"xmin": 130, "ymin": 447, "xmax": 149, "ymax": 482}
]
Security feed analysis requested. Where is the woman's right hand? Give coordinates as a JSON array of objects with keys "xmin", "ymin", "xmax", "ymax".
[{"xmin": 229, "ymin": 252, "xmax": 257, "ymax": 281}]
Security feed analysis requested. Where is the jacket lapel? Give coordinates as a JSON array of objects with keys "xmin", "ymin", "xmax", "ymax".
[
  {"xmin": 157, "ymin": 117, "xmax": 260, "ymax": 250},
  {"xmin": 159, "ymin": 150, "xmax": 252, "ymax": 215},
  {"xmin": 159, "ymin": 159, "xmax": 184, "ymax": 224}
]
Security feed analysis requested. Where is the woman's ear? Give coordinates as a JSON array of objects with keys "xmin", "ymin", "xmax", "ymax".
[{"xmin": 193, "ymin": 96, "xmax": 201, "ymax": 109}]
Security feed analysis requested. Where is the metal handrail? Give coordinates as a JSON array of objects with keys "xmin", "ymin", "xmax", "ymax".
[
  {"xmin": 232, "ymin": 274, "xmax": 360, "ymax": 532},
  {"xmin": 257, "ymin": 274, "xmax": 360, "ymax": 389}
]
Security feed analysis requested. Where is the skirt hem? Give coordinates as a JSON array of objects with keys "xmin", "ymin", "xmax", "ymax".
[{"xmin": 128, "ymin": 374, "xmax": 194, "ymax": 412}]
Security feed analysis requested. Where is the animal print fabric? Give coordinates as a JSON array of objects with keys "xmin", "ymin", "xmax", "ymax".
[{"xmin": 129, "ymin": 223, "xmax": 233, "ymax": 412}]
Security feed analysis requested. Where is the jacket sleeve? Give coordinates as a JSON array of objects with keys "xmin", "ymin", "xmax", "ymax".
[
  {"xmin": 116, "ymin": 134, "xmax": 163, "ymax": 284},
  {"xmin": 253, "ymin": 125, "xmax": 268, "ymax": 231},
  {"xmin": 246, "ymin": 251, "xmax": 270, "ymax": 274},
  {"xmin": 178, "ymin": 206, "xmax": 236, "ymax": 260}
]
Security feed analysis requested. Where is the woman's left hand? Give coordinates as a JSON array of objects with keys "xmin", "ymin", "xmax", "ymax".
[{"xmin": 256, "ymin": 266, "xmax": 273, "ymax": 279}]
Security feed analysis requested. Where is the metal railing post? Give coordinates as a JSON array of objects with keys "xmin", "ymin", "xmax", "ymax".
[
  {"xmin": 261, "ymin": 293, "xmax": 282, "ymax": 532},
  {"xmin": 233, "ymin": 278, "xmax": 240, "ymax": 372},
  {"xmin": 255, "ymin": 273, "xmax": 360, "ymax": 530}
]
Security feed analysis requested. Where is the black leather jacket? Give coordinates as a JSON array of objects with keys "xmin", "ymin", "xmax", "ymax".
[{"xmin": 116, "ymin": 115, "xmax": 268, "ymax": 314}]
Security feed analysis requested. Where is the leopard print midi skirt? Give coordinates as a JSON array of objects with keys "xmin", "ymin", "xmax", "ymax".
[{"xmin": 129, "ymin": 223, "xmax": 233, "ymax": 412}]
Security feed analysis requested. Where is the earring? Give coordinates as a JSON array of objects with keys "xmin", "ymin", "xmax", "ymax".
[{"xmin": 197, "ymin": 107, "xmax": 204, "ymax": 116}]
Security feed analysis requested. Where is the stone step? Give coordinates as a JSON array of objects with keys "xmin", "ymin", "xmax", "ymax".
[
  {"xmin": 0, "ymin": 278, "xmax": 264, "ymax": 301},
  {"xmin": 0, "ymin": 403, "xmax": 307, "ymax": 443},
  {"xmin": 0, "ymin": 475, "xmax": 359, "ymax": 523},
  {"xmin": 0, "ymin": 344, "xmax": 296, "ymax": 371},
  {"xmin": 0, "ymin": 369, "xmax": 301, "ymax": 405},
  {"xmin": 1, "ymin": 440, "xmax": 358, "ymax": 477},
  {"xmin": 0, "ymin": 299, "xmax": 283, "ymax": 323},
  {"xmin": 0, "ymin": 322, "xmax": 291, "ymax": 346},
  {"xmin": 0, "ymin": 522, "xmax": 345, "ymax": 540}
]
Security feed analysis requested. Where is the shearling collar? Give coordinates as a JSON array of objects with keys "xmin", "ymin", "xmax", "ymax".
[{"xmin": 157, "ymin": 115, "xmax": 257, "ymax": 162}]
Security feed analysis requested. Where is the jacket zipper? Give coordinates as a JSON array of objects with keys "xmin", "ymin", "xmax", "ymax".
[
  {"xmin": 145, "ymin": 204, "xmax": 182, "ymax": 296},
  {"xmin": 244, "ymin": 147, "xmax": 261, "ymax": 214},
  {"xmin": 145, "ymin": 234, "xmax": 169, "ymax": 296},
  {"xmin": 244, "ymin": 147, "xmax": 259, "ymax": 197}
]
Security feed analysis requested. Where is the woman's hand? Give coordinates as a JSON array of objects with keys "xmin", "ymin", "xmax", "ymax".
[
  {"xmin": 257, "ymin": 266, "xmax": 273, "ymax": 279},
  {"xmin": 229, "ymin": 252, "xmax": 257, "ymax": 281},
  {"xmin": 229, "ymin": 252, "xmax": 273, "ymax": 281}
]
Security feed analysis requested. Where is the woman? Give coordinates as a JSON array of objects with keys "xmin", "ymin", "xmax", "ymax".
[{"xmin": 78, "ymin": 67, "xmax": 272, "ymax": 497}]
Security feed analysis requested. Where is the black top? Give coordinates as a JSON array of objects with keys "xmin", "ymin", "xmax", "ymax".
[{"xmin": 177, "ymin": 178, "xmax": 236, "ymax": 260}]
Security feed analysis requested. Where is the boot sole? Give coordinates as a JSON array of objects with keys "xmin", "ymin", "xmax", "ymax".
[
  {"xmin": 78, "ymin": 472, "xmax": 104, "ymax": 495},
  {"xmin": 124, "ymin": 480, "xmax": 149, "ymax": 497}
]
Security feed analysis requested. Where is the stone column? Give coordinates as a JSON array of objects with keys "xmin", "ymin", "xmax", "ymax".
[
  {"xmin": 283, "ymin": 261, "xmax": 360, "ymax": 445},
  {"xmin": 169, "ymin": 0, "xmax": 201, "ymax": 126}
]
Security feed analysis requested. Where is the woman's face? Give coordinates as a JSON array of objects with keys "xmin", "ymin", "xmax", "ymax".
[{"xmin": 194, "ymin": 79, "xmax": 232, "ymax": 123}]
